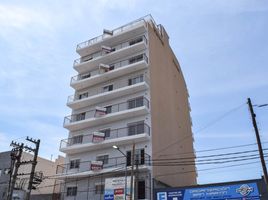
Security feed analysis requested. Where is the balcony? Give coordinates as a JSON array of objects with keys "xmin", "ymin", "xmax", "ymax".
[
  {"xmin": 60, "ymin": 123, "xmax": 150, "ymax": 154},
  {"xmin": 67, "ymin": 75, "xmax": 149, "ymax": 110},
  {"xmin": 63, "ymin": 97, "xmax": 150, "ymax": 131},
  {"xmin": 56, "ymin": 154, "xmax": 151, "ymax": 179},
  {"xmin": 76, "ymin": 15, "xmax": 157, "ymax": 56},
  {"xmin": 70, "ymin": 54, "xmax": 149, "ymax": 90},
  {"xmin": 73, "ymin": 35, "xmax": 147, "ymax": 73}
]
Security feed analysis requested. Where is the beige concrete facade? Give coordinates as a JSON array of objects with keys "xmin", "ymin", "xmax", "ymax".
[
  {"xmin": 18, "ymin": 153, "xmax": 64, "ymax": 195},
  {"xmin": 147, "ymin": 23, "xmax": 197, "ymax": 187}
]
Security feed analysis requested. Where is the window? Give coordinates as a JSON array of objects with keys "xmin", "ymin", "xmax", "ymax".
[
  {"xmin": 105, "ymin": 106, "xmax": 112, "ymax": 114},
  {"xmin": 100, "ymin": 128, "xmax": 111, "ymax": 138},
  {"xmin": 126, "ymin": 149, "xmax": 145, "ymax": 166},
  {"xmin": 67, "ymin": 187, "xmax": 77, "ymax": 196},
  {"xmin": 138, "ymin": 180, "xmax": 146, "ymax": 199},
  {"xmin": 69, "ymin": 159, "xmax": 80, "ymax": 169},
  {"xmin": 96, "ymin": 155, "xmax": 109, "ymax": 165},
  {"xmin": 95, "ymin": 184, "xmax": 104, "ymax": 194},
  {"xmin": 82, "ymin": 55, "xmax": 93, "ymax": 62},
  {"xmin": 128, "ymin": 54, "xmax": 143, "ymax": 64},
  {"xmin": 80, "ymin": 72, "xmax": 91, "ymax": 80},
  {"xmin": 76, "ymin": 112, "xmax": 86, "ymax": 121},
  {"xmin": 128, "ymin": 97, "xmax": 144, "ymax": 109},
  {"xmin": 129, "ymin": 37, "xmax": 143, "ymax": 46},
  {"xmin": 109, "ymin": 65, "xmax": 115, "ymax": 71},
  {"xmin": 78, "ymin": 92, "xmax": 88, "ymax": 100},
  {"xmin": 128, "ymin": 121, "xmax": 144, "ymax": 136},
  {"xmin": 128, "ymin": 75, "xmax": 144, "ymax": 86},
  {"xmin": 103, "ymin": 84, "xmax": 113, "ymax": 92},
  {"xmin": 71, "ymin": 135, "xmax": 83, "ymax": 145}
]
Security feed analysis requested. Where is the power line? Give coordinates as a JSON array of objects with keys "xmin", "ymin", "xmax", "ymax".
[
  {"xmin": 153, "ymin": 148, "xmax": 268, "ymax": 162},
  {"xmin": 152, "ymin": 155, "xmax": 267, "ymax": 166},
  {"xmin": 158, "ymin": 141, "xmax": 268, "ymax": 157},
  {"xmin": 155, "ymin": 161, "xmax": 261, "ymax": 178},
  {"xmin": 194, "ymin": 103, "xmax": 246, "ymax": 133},
  {"xmin": 153, "ymin": 103, "xmax": 247, "ymax": 156}
]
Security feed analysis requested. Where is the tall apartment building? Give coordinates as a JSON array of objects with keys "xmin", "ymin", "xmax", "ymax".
[{"xmin": 57, "ymin": 15, "xmax": 196, "ymax": 200}]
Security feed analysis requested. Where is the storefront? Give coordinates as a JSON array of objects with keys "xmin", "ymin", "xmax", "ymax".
[{"xmin": 154, "ymin": 178, "xmax": 268, "ymax": 200}]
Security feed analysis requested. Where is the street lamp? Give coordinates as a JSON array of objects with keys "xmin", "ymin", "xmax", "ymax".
[{"xmin": 113, "ymin": 145, "xmax": 128, "ymax": 200}]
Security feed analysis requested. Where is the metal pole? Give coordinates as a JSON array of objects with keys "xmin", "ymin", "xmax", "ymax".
[
  {"xmin": 130, "ymin": 143, "xmax": 135, "ymax": 200},
  {"xmin": 247, "ymin": 98, "xmax": 268, "ymax": 188},
  {"xmin": 124, "ymin": 160, "xmax": 127, "ymax": 200}
]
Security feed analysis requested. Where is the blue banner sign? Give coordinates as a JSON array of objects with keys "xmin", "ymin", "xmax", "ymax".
[{"xmin": 156, "ymin": 182, "xmax": 260, "ymax": 200}]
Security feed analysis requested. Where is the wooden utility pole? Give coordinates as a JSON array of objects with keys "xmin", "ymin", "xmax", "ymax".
[
  {"xmin": 130, "ymin": 143, "xmax": 135, "ymax": 200},
  {"xmin": 247, "ymin": 98, "xmax": 268, "ymax": 188}
]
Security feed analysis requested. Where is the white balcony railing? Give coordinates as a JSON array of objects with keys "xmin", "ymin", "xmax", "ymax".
[
  {"xmin": 73, "ymin": 35, "xmax": 147, "ymax": 67},
  {"xmin": 76, "ymin": 14, "xmax": 156, "ymax": 51},
  {"xmin": 67, "ymin": 74, "xmax": 149, "ymax": 107},
  {"xmin": 63, "ymin": 97, "xmax": 150, "ymax": 126},
  {"xmin": 70, "ymin": 53, "xmax": 148, "ymax": 85}
]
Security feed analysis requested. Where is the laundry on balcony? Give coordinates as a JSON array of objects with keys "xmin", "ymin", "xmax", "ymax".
[
  {"xmin": 99, "ymin": 63, "xmax": 111, "ymax": 73},
  {"xmin": 94, "ymin": 106, "xmax": 107, "ymax": 117},
  {"xmin": 103, "ymin": 29, "xmax": 113, "ymax": 36},
  {"xmin": 101, "ymin": 45, "xmax": 115, "ymax": 53},
  {"xmin": 92, "ymin": 131, "xmax": 105, "ymax": 143},
  {"xmin": 90, "ymin": 161, "xmax": 103, "ymax": 171}
]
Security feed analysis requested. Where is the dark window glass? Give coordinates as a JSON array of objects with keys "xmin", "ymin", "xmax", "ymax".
[
  {"xmin": 76, "ymin": 112, "xmax": 85, "ymax": 121},
  {"xmin": 100, "ymin": 129, "xmax": 111, "ymax": 138},
  {"xmin": 105, "ymin": 106, "xmax": 112, "ymax": 114},
  {"xmin": 71, "ymin": 135, "xmax": 83, "ymax": 145},
  {"xmin": 69, "ymin": 159, "xmax": 80, "ymax": 169},
  {"xmin": 129, "ymin": 37, "xmax": 143, "ymax": 46},
  {"xmin": 96, "ymin": 155, "xmax": 109, "ymax": 165},
  {"xmin": 127, "ymin": 151, "xmax": 131, "ymax": 166},
  {"xmin": 138, "ymin": 180, "xmax": 146, "ymax": 199},
  {"xmin": 128, "ymin": 54, "xmax": 143, "ymax": 64},
  {"xmin": 67, "ymin": 187, "xmax": 77, "ymax": 196},
  {"xmin": 95, "ymin": 184, "xmax": 104, "ymax": 194},
  {"xmin": 103, "ymin": 84, "xmax": 113, "ymax": 92},
  {"xmin": 80, "ymin": 73, "xmax": 91, "ymax": 79},
  {"xmin": 128, "ymin": 97, "xmax": 144, "ymax": 109},
  {"xmin": 78, "ymin": 92, "xmax": 88, "ymax": 100}
]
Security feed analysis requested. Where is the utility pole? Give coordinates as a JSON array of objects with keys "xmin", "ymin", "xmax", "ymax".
[
  {"xmin": 247, "ymin": 98, "xmax": 268, "ymax": 188},
  {"xmin": 25, "ymin": 137, "xmax": 40, "ymax": 200},
  {"xmin": 130, "ymin": 143, "xmax": 135, "ymax": 200},
  {"xmin": 8, "ymin": 142, "xmax": 24, "ymax": 200}
]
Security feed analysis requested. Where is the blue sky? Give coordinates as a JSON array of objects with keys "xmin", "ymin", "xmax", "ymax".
[{"xmin": 0, "ymin": 0, "xmax": 267, "ymax": 185}]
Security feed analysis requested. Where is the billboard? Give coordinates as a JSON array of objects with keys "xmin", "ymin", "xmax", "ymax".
[
  {"xmin": 104, "ymin": 176, "xmax": 134, "ymax": 200},
  {"xmin": 156, "ymin": 182, "xmax": 260, "ymax": 200}
]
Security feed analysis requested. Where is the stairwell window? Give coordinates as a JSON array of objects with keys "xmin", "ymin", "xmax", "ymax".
[
  {"xmin": 67, "ymin": 186, "xmax": 77, "ymax": 196},
  {"xmin": 128, "ymin": 74, "xmax": 144, "ymax": 86}
]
